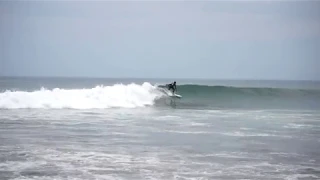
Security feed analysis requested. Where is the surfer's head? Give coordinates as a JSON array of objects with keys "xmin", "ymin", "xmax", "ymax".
[{"xmin": 173, "ymin": 81, "xmax": 176, "ymax": 84}]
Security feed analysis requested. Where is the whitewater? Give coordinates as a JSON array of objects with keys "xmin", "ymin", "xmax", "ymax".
[
  {"xmin": 1, "ymin": 77, "xmax": 319, "ymax": 180},
  {"xmin": 0, "ymin": 82, "xmax": 165, "ymax": 109}
]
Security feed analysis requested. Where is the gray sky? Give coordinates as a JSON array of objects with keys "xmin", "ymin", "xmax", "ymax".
[{"xmin": 0, "ymin": 1, "xmax": 319, "ymax": 80}]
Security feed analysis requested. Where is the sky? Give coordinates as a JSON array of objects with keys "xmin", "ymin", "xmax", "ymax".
[{"xmin": 0, "ymin": 1, "xmax": 319, "ymax": 80}]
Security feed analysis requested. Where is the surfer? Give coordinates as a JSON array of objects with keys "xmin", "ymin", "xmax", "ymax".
[{"xmin": 167, "ymin": 81, "xmax": 177, "ymax": 93}]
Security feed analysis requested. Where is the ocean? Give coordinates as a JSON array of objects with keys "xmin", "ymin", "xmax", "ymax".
[{"xmin": 0, "ymin": 77, "xmax": 319, "ymax": 180}]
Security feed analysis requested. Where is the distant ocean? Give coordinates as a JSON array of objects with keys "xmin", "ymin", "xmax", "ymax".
[{"xmin": 1, "ymin": 77, "xmax": 320, "ymax": 180}]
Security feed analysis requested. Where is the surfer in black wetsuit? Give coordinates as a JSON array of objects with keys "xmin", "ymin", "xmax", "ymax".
[{"xmin": 167, "ymin": 81, "xmax": 177, "ymax": 93}]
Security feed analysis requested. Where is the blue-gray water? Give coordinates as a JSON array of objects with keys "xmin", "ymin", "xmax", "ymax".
[{"xmin": 0, "ymin": 77, "xmax": 320, "ymax": 180}]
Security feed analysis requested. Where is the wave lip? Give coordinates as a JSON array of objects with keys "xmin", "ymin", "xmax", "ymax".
[{"xmin": 0, "ymin": 82, "xmax": 164, "ymax": 109}]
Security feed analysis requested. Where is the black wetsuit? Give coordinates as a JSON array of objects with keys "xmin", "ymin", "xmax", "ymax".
[{"xmin": 167, "ymin": 83, "xmax": 176, "ymax": 93}]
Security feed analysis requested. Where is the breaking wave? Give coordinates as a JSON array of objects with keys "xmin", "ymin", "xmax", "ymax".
[
  {"xmin": 0, "ymin": 82, "xmax": 165, "ymax": 109},
  {"xmin": 1, "ymin": 82, "xmax": 320, "ymax": 110}
]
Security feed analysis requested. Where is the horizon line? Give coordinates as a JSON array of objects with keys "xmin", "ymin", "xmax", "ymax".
[{"xmin": 0, "ymin": 75, "xmax": 319, "ymax": 82}]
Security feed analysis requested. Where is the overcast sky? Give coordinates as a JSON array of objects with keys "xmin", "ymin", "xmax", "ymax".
[{"xmin": 0, "ymin": 1, "xmax": 319, "ymax": 80}]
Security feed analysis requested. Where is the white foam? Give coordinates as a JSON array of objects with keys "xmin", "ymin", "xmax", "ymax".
[
  {"xmin": 0, "ymin": 82, "xmax": 164, "ymax": 109},
  {"xmin": 164, "ymin": 130, "xmax": 212, "ymax": 134},
  {"xmin": 220, "ymin": 131, "xmax": 292, "ymax": 138}
]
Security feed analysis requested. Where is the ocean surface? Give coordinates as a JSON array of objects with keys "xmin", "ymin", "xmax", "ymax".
[{"xmin": 0, "ymin": 77, "xmax": 320, "ymax": 180}]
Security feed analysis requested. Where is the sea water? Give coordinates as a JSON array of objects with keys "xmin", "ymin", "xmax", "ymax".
[{"xmin": 0, "ymin": 77, "xmax": 319, "ymax": 180}]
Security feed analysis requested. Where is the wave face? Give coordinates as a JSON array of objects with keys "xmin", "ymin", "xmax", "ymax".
[
  {"xmin": 0, "ymin": 83, "xmax": 164, "ymax": 109},
  {"xmin": 167, "ymin": 84, "xmax": 320, "ymax": 109},
  {"xmin": 174, "ymin": 84, "xmax": 320, "ymax": 98}
]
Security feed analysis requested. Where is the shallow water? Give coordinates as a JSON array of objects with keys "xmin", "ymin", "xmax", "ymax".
[{"xmin": 1, "ymin": 108, "xmax": 319, "ymax": 180}]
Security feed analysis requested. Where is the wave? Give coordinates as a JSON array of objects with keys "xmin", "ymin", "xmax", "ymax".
[
  {"xmin": 1, "ymin": 83, "xmax": 319, "ymax": 110},
  {"xmin": 171, "ymin": 84, "xmax": 320, "ymax": 98},
  {"xmin": 156, "ymin": 84, "xmax": 320, "ymax": 110},
  {"xmin": 0, "ymin": 82, "xmax": 165, "ymax": 109}
]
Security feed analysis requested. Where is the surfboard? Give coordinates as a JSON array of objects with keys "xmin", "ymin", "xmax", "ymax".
[
  {"xmin": 170, "ymin": 94, "xmax": 182, "ymax": 98},
  {"xmin": 157, "ymin": 87, "xmax": 182, "ymax": 98}
]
